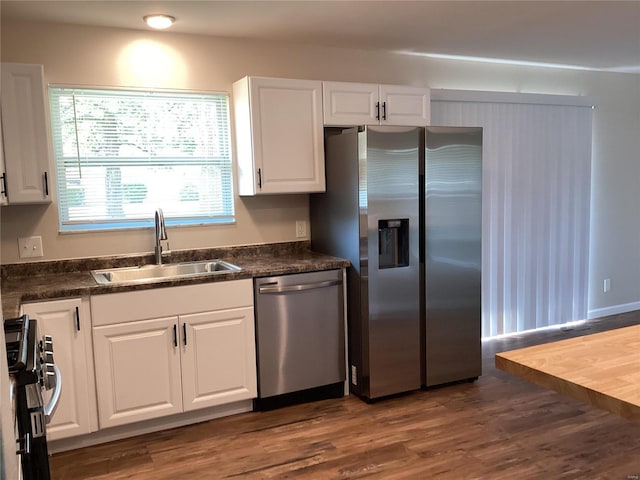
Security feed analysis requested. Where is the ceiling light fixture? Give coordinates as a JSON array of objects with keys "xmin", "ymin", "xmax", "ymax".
[{"xmin": 144, "ymin": 14, "xmax": 175, "ymax": 30}]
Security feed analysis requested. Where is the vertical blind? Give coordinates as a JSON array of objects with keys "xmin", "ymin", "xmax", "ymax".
[
  {"xmin": 432, "ymin": 97, "xmax": 593, "ymax": 337},
  {"xmin": 49, "ymin": 87, "xmax": 234, "ymax": 231}
]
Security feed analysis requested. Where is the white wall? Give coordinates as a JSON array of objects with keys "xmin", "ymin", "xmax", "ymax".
[{"xmin": 1, "ymin": 21, "xmax": 638, "ymax": 314}]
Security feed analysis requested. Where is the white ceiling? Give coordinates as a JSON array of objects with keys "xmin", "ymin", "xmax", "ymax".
[{"xmin": 2, "ymin": 1, "xmax": 639, "ymax": 73}]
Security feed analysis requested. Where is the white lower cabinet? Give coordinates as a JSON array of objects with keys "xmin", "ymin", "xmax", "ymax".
[
  {"xmin": 22, "ymin": 298, "xmax": 98, "ymax": 441},
  {"xmin": 91, "ymin": 280, "xmax": 257, "ymax": 429},
  {"xmin": 180, "ymin": 307, "xmax": 256, "ymax": 411},
  {"xmin": 92, "ymin": 316, "xmax": 183, "ymax": 428}
]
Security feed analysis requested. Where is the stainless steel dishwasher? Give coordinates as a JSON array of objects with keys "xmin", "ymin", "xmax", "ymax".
[{"xmin": 254, "ymin": 269, "xmax": 345, "ymax": 409}]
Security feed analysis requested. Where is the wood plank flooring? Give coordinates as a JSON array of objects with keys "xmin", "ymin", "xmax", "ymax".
[{"xmin": 51, "ymin": 312, "xmax": 640, "ymax": 479}]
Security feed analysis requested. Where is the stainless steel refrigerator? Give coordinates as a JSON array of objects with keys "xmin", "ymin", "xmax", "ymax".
[{"xmin": 310, "ymin": 125, "xmax": 482, "ymax": 401}]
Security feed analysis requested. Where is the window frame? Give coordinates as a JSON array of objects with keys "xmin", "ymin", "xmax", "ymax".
[{"xmin": 48, "ymin": 85, "xmax": 235, "ymax": 233}]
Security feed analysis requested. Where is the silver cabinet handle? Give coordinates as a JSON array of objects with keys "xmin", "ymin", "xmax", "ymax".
[{"xmin": 258, "ymin": 279, "xmax": 341, "ymax": 294}]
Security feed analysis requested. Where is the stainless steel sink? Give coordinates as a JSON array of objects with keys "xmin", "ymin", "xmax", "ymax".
[{"xmin": 91, "ymin": 260, "xmax": 241, "ymax": 285}]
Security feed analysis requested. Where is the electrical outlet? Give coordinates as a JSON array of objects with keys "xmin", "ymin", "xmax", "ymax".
[
  {"xmin": 351, "ymin": 365, "xmax": 357, "ymax": 385},
  {"xmin": 295, "ymin": 220, "xmax": 307, "ymax": 238},
  {"xmin": 18, "ymin": 236, "xmax": 44, "ymax": 258},
  {"xmin": 603, "ymin": 278, "xmax": 611, "ymax": 293}
]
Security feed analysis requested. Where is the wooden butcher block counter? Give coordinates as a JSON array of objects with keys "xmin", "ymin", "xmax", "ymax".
[{"xmin": 496, "ymin": 324, "xmax": 640, "ymax": 421}]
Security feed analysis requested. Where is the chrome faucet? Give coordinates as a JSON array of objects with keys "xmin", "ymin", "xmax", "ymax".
[{"xmin": 154, "ymin": 208, "xmax": 170, "ymax": 264}]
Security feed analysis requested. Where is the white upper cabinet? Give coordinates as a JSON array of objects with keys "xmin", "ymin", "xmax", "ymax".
[
  {"xmin": 0, "ymin": 118, "xmax": 7, "ymax": 206},
  {"xmin": 1, "ymin": 63, "xmax": 52, "ymax": 204},
  {"xmin": 233, "ymin": 76, "xmax": 325, "ymax": 195},
  {"xmin": 379, "ymin": 84, "xmax": 431, "ymax": 126},
  {"xmin": 323, "ymin": 81, "xmax": 430, "ymax": 127},
  {"xmin": 322, "ymin": 82, "xmax": 379, "ymax": 126}
]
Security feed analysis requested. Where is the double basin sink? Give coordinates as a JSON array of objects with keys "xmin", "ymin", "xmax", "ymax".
[{"xmin": 91, "ymin": 259, "xmax": 241, "ymax": 285}]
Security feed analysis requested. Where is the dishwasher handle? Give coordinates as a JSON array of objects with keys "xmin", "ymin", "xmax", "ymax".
[{"xmin": 258, "ymin": 279, "xmax": 341, "ymax": 294}]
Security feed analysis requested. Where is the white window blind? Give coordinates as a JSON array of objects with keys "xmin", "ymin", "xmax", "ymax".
[
  {"xmin": 49, "ymin": 87, "xmax": 234, "ymax": 231},
  {"xmin": 432, "ymin": 95, "xmax": 593, "ymax": 337}
]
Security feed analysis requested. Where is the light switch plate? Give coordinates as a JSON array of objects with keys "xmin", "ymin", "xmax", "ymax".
[{"xmin": 18, "ymin": 236, "xmax": 44, "ymax": 258}]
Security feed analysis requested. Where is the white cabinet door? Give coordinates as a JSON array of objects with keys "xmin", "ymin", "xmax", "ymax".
[
  {"xmin": 379, "ymin": 84, "xmax": 430, "ymax": 126},
  {"xmin": 93, "ymin": 316, "xmax": 183, "ymax": 429},
  {"xmin": 322, "ymin": 81, "xmax": 431, "ymax": 127},
  {"xmin": 0, "ymin": 63, "xmax": 52, "ymax": 204},
  {"xmin": 0, "ymin": 117, "xmax": 7, "ymax": 205},
  {"xmin": 90, "ymin": 280, "xmax": 256, "ymax": 428},
  {"xmin": 22, "ymin": 298, "xmax": 97, "ymax": 441},
  {"xmin": 180, "ymin": 307, "xmax": 257, "ymax": 411},
  {"xmin": 323, "ymin": 82, "xmax": 379, "ymax": 126},
  {"xmin": 233, "ymin": 76, "xmax": 325, "ymax": 195}
]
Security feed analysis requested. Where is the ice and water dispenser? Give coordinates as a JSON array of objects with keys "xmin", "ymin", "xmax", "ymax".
[{"xmin": 378, "ymin": 219, "xmax": 409, "ymax": 269}]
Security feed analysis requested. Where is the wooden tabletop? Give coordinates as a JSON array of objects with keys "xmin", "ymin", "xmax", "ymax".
[{"xmin": 495, "ymin": 324, "xmax": 640, "ymax": 421}]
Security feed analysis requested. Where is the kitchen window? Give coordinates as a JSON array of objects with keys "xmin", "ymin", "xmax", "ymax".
[{"xmin": 49, "ymin": 87, "xmax": 234, "ymax": 231}]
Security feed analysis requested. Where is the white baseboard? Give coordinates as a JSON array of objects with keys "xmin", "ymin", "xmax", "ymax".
[
  {"xmin": 48, "ymin": 400, "xmax": 253, "ymax": 454},
  {"xmin": 587, "ymin": 301, "xmax": 640, "ymax": 320}
]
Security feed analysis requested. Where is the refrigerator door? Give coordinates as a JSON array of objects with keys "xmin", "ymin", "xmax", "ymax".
[
  {"xmin": 365, "ymin": 126, "xmax": 422, "ymax": 398},
  {"xmin": 424, "ymin": 126, "xmax": 482, "ymax": 386}
]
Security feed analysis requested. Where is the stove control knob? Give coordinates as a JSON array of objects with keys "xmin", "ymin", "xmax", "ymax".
[
  {"xmin": 43, "ymin": 336, "xmax": 54, "ymax": 353},
  {"xmin": 43, "ymin": 363, "xmax": 57, "ymax": 390}
]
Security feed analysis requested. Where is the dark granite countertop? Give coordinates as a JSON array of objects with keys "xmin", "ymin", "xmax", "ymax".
[{"xmin": 1, "ymin": 242, "xmax": 350, "ymax": 319}]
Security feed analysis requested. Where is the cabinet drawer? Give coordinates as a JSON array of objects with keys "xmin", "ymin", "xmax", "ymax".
[{"xmin": 91, "ymin": 279, "xmax": 253, "ymax": 326}]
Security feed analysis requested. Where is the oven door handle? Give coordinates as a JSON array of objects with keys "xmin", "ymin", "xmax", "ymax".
[{"xmin": 44, "ymin": 365, "xmax": 62, "ymax": 423}]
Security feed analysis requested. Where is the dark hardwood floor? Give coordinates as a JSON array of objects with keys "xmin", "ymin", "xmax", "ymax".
[{"xmin": 51, "ymin": 311, "xmax": 640, "ymax": 479}]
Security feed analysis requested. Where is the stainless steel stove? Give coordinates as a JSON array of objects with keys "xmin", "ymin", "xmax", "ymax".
[{"xmin": 4, "ymin": 315, "xmax": 61, "ymax": 480}]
